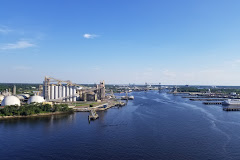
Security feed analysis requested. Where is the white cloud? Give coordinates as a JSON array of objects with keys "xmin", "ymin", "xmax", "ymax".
[
  {"xmin": 0, "ymin": 26, "xmax": 12, "ymax": 34},
  {"xmin": 83, "ymin": 33, "xmax": 98, "ymax": 39},
  {"xmin": 0, "ymin": 40, "xmax": 36, "ymax": 50}
]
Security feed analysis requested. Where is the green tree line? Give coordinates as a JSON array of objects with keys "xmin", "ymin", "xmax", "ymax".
[{"xmin": 0, "ymin": 103, "xmax": 73, "ymax": 116}]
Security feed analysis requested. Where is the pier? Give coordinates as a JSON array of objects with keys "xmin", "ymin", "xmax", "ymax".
[
  {"xmin": 223, "ymin": 107, "xmax": 240, "ymax": 111},
  {"xmin": 203, "ymin": 102, "xmax": 222, "ymax": 105},
  {"xmin": 189, "ymin": 98, "xmax": 227, "ymax": 101},
  {"xmin": 88, "ymin": 110, "xmax": 99, "ymax": 121}
]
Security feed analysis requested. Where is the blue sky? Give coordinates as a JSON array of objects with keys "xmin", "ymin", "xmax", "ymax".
[{"xmin": 1, "ymin": 0, "xmax": 240, "ymax": 85}]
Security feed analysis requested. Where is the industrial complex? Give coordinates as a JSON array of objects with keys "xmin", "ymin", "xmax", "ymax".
[{"xmin": 0, "ymin": 76, "xmax": 106, "ymax": 107}]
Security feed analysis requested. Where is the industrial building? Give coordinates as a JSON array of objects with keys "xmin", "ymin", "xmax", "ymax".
[
  {"xmin": 1, "ymin": 96, "xmax": 21, "ymax": 106},
  {"xmin": 27, "ymin": 95, "xmax": 45, "ymax": 104},
  {"xmin": 0, "ymin": 77, "xmax": 106, "ymax": 106},
  {"xmin": 77, "ymin": 80, "xmax": 106, "ymax": 101},
  {"xmin": 97, "ymin": 80, "xmax": 106, "ymax": 100},
  {"xmin": 43, "ymin": 77, "xmax": 77, "ymax": 102}
]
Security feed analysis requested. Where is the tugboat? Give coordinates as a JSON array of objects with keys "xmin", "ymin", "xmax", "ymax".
[{"xmin": 88, "ymin": 110, "xmax": 99, "ymax": 121}]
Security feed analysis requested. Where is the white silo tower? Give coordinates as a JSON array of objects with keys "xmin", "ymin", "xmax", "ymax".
[
  {"xmin": 48, "ymin": 85, "xmax": 51, "ymax": 100},
  {"xmin": 58, "ymin": 85, "xmax": 62, "ymax": 99},
  {"xmin": 54, "ymin": 85, "xmax": 58, "ymax": 99},
  {"xmin": 73, "ymin": 86, "xmax": 76, "ymax": 102},
  {"xmin": 66, "ymin": 86, "xmax": 69, "ymax": 102},
  {"xmin": 50, "ymin": 85, "xmax": 54, "ymax": 100},
  {"xmin": 62, "ymin": 86, "xmax": 66, "ymax": 102},
  {"xmin": 69, "ymin": 86, "xmax": 73, "ymax": 102}
]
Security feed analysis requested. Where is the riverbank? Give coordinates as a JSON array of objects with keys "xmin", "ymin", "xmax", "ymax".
[
  {"xmin": 0, "ymin": 111, "xmax": 73, "ymax": 119},
  {"xmin": 73, "ymin": 100, "xmax": 126, "ymax": 112}
]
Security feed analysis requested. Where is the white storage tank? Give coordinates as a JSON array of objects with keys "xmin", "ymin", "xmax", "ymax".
[
  {"xmin": 66, "ymin": 86, "xmax": 69, "ymax": 102},
  {"xmin": 69, "ymin": 86, "xmax": 73, "ymax": 102},
  {"xmin": 27, "ymin": 96, "xmax": 45, "ymax": 104},
  {"xmin": 73, "ymin": 87, "xmax": 76, "ymax": 102},
  {"xmin": 1, "ymin": 96, "xmax": 21, "ymax": 106},
  {"xmin": 62, "ymin": 86, "xmax": 66, "ymax": 102},
  {"xmin": 50, "ymin": 85, "xmax": 54, "ymax": 100},
  {"xmin": 54, "ymin": 85, "xmax": 58, "ymax": 99},
  {"xmin": 58, "ymin": 86, "xmax": 62, "ymax": 99}
]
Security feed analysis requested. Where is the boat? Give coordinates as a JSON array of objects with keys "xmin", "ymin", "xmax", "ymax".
[
  {"xmin": 121, "ymin": 96, "xmax": 134, "ymax": 100},
  {"xmin": 128, "ymin": 96, "xmax": 134, "ymax": 100},
  {"xmin": 88, "ymin": 110, "xmax": 99, "ymax": 121},
  {"xmin": 121, "ymin": 96, "xmax": 128, "ymax": 100},
  {"xmin": 222, "ymin": 99, "xmax": 240, "ymax": 106}
]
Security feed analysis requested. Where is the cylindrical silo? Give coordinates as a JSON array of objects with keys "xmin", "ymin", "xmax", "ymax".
[
  {"xmin": 50, "ymin": 85, "xmax": 54, "ymax": 100},
  {"xmin": 58, "ymin": 85, "xmax": 62, "ymax": 99},
  {"xmin": 62, "ymin": 86, "xmax": 66, "ymax": 102},
  {"xmin": 54, "ymin": 85, "xmax": 58, "ymax": 99},
  {"xmin": 73, "ymin": 87, "xmax": 76, "ymax": 102},
  {"xmin": 69, "ymin": 86, "xmax": 73, "ymax": 102},
  {"xmin": 66, "ymin": 86, "xmax": 69, "ymax": 102},
  {"xmin": 48, "ymin": 85, "xmax": 51, "ymax": 100}
]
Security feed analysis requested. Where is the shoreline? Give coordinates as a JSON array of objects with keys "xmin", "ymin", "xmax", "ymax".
[
  {"xmin": 73, "ymin": 100, "xmax": 126, "ymax": 112},
  {"xmin": 0, "ymin": 111, "xmax": 73, "ymax": 119}
]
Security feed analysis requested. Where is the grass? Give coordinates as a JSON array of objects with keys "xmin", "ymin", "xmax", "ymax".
[{"xmin": 73, "ymin": 101, "xmax": 104, "ymax": 107}]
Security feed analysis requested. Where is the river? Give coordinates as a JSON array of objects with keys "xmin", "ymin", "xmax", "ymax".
[{"xmin": 1, "ymin": 91, "xmax": 240, "ymax": 160}]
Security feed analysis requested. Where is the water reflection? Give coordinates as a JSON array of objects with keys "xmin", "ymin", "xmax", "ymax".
[{"xmin": 0, "ymin": 113, "xmax": 75, "ymax": 130}]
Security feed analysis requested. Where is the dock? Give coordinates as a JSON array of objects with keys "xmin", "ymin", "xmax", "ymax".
[
  {"xmin": 203, "ymin": 102, "xmax": 222, "ymax": 105},
  {"xmin": 189, "ymin": 98, "xmax": 227, "ymax": 101},
  {"xmin": 88, "ymin": 110, "xmax": 99, "ymax": 121},
  {"xmin": 223, "ymin": 107, "xmax": 240, "ymax": 111}
]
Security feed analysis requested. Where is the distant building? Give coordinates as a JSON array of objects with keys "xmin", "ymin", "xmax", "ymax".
[
  {"xmin": 96, "ymin": 81, "xmax": 105, "ymax": 100},
  {"xmin": 13, "ymin": 85, "xmax": 16, "ymax": 95},
  {"xmin": 230, "ymin": 92, "xmax": 237, "ymax": 96},
  {"xmin": 87, "ymin": 92, "xmax": 97, "ymax": 101}
]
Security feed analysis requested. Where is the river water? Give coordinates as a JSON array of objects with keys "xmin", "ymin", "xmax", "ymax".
[{"xmin": 1, "ymin": 91, "xmax": 240, "ymax": 160}]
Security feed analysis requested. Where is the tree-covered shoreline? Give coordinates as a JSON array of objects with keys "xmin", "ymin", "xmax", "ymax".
[{"xmin": 0, "ymin": 103, "xmax": 73, "ymax": 117}]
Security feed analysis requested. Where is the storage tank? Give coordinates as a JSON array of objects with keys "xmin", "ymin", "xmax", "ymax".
[
  {"xmin": 58, "ymin": 85, "xmax": 62, "ymax": 99},
  {"xmin": 54, "ymin": 85, "xmax": 58, "ymax": 99},
  {"xmin": 1, "ymin": 96, "xmax": 20, "ymax": 106},
  {"xmin": 73, "ymin": 87, "xmax": 76, "ymax": 102},
  {"xmin": 27, "ymin": 96, "xmax": 45, "ymax": 104},
  {"xmin": 50, "ymin": 85, "xmax": 54, "ymax": 100},
  {"xmin": 62, "ymin": 86, "xmax": 66, "ymax": 102},
  {"xmin": 69, "ymin": 86, "xmax": 73, "ymax": 102},
  {"xmin": 66, "ymin": 86, "xmax": 69, "ymax": 102}
]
